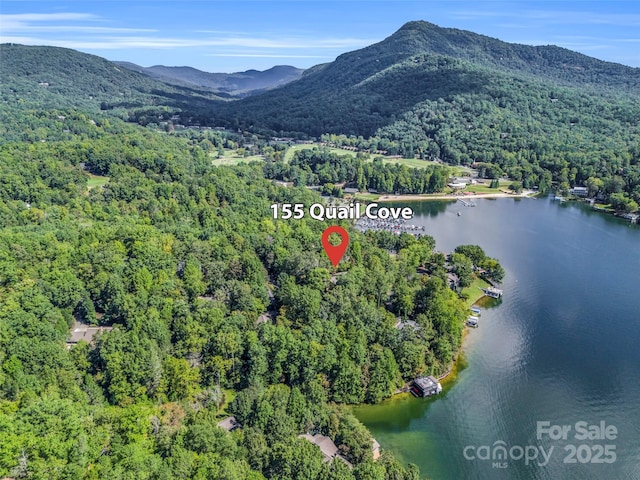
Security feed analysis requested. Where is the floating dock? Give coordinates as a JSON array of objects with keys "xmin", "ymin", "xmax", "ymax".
[{"xmin": 457, "ymin": 198, "xmax": 476, "ymax": 207}]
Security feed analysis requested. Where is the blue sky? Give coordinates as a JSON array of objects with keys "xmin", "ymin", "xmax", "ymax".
[{"xmin": 1, "ymin": 1, "xmax": 639, "ymax": 72}]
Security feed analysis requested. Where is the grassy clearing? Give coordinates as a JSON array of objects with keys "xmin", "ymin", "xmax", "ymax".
[
  {"xmin": 282, "ymin": 144, "xmax": 358, "ymax": 163},
  {"xmin": 464, "ymin": 181, "xmax": 510, "ymax": 194},
  {"xmin": 282, "ymin": 144, "xmax": 438, "ymax": 170},
  {"xmin": 461, "ymin": 276, "xmax": 491, "ymax": 307},
  {"xmin": 216, "ymin": 388, "xmax": 237, "ymax": 418},
  {"xmin": 211, "ymin": 149, "xmax": 263, "ymax": 165},
  {"xmin": 353, "ymin": 192, "xmax": 381, "ymax": 201},
  {"xmin": 593, "ymin": 203, "xmax": 615, "ymax": 212},
  {"xmin": 86, "ymin": 174, "xmax": 109, "ymax": 190}
]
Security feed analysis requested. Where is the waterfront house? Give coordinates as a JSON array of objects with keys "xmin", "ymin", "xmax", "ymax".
[
  {"xmin": 411, "ymin": 376, "xmax": 442, "ymax": 397},
  {"xmin": 299, "ymin": 434, "xmax": 353, "ymax": 468},
  {"xmin": 570, "ymin": 186, "xmax": 588, "ymax": 197}
]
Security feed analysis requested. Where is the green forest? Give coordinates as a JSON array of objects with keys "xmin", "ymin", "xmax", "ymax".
[
  {"xmin": 1, "ymin": 17, "xmax": 639, "ymax": 479},
  {"xmin": 0, "ymin": 107, "xmax": 482, "ymax": 479},
  {"xmin": 264, "ymin": 148, "xmax": 449, "ymax": 194}
]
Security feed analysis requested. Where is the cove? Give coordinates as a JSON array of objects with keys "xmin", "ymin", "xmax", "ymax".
[{"xmin": 353, "ymin": 198, "xmax": 640, "ymax": 480}]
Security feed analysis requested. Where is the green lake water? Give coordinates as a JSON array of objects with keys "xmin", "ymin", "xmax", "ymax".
[{"xmin": 353, "ymin": 198, "xmax": 640, "ymax": 480}]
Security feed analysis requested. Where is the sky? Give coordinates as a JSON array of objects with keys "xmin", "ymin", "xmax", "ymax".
[{"xmin": 1, "ymin": 1, "xmax": 639, "ymax": 72}]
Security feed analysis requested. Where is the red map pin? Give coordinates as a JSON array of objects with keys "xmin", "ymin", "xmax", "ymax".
[{"xmin": 322, "ymin": 225, "xmax": 349, "ymax": 267}]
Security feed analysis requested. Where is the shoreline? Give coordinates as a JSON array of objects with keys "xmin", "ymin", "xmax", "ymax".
[
  {"xmin": 376, "ymin": 190, "xmax": 536, "ymax": 202},
  {"xmin": 393, "ymin": 284, "xmax": 486, "ymax": 395},
  {"xmin": 436, "ymin": 287, "xmax": 486, "ymax": 383}
]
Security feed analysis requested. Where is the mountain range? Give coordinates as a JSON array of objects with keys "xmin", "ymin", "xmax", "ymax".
[
  {"xmin": 1, "ymin": 20, "xmax": 639, "ymax": 205},
  {"xmin": 114, "ymin": 62, "xmax": 304, "ymax": 97},
  {"xmin": 208, "ymin": 20, "xmax": 640, "ymax": 136}
]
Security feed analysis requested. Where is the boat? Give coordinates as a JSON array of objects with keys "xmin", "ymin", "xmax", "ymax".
[{"xmin": 457, "ymin": 211, "xmax": 462, "ymax": 216}]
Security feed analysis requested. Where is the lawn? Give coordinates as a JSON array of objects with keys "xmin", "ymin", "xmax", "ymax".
[
  {"xmin": 461, "ymin": 276, "xmax": 491, "ymax": 307},
  {"xmin": 86, "ymin": 174, "xmax": 109, "ymax": 190},
  {"xmin": 464, "ymin": 181, "xmax": 510, "ymax": 194},
  {"xmin": 353, "ymin": 192, "xmax": 381, "ymax": 201},
  {"xmin": 282, "ymin": 143, "xmax": 438, "ymax": 170},
  {"xmin": 282, "ymin": 144, "xmax": 359, "ymax": 163},
  {"xmin": 217, "ymin": 388, "xmax": 237, "ymax": 417},
  {"xmin": 211, "ymin": 149, "xmax": 263, "ymax": 165}
]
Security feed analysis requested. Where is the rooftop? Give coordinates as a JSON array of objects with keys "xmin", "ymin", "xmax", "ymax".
[
  {"xmin": 217, "ymin": 416, "xmax": 241, "ymax": 432},
  {"xmin": 299, "ymin": 433, "xmax": 338, "ymax": 459},
  {"xmin": 67, "ymin": 321, "xmax": 112, "ymax": 346},
  {"xmin": 414, "ymin": 376, "xmax": 438, "ymax": 389}
]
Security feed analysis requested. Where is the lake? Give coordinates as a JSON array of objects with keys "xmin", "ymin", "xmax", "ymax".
[{"xmin": 353, "ymin": 198, "xmax": 640, "ymax": 480}]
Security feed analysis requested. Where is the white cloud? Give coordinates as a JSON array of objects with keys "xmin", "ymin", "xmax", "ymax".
[
  {"xmin": 5, "ymin": 25, "xmax": 157, "ymax": 33},
  {"xmin": 450, "ymin": 9, "xmax": 640, "ymax": 27},
  {"xmin": 0, "ymin": 11, "xmax": 374, "ymax": 52},
  {"xmin": 206, "ymin": 53, "xmax": 328, "ymax": 58},
  {"xmin": 0, "ymin": 33, "xmax": 373, "ymax": 51},
  {"xmin": 1, "ymin": 13, "xmax": 97, "ymax": 22}
]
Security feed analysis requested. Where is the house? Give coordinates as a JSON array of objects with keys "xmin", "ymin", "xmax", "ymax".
[
  {"xmin": 448, "ymin": 182, "xmax": 467, "ymax": 189},
  {"xmin": 343, "ymin": 187, "xmax": 359, "ymax": 194},
  {"xmin": 66, "ymin": 321, "xmax": 112, "ymax": 348},
  {"xmin": 411, "ymin": 376, "xmax": 442, "ymax": 397},
  {"xmin": 394, "ymin": 318, "xmax": 421, "ymax": 331},
  {"xmin": 217, "ymin": 416, "xmax": 241, "ymax": 432},
  {"xmin": 447, "ymin": 272, "xmax": 459, "ymax": 290},
  {"xmin": 570, "ymin": 186, "xmax": 588, "ymax": 197},
  {"xmin": 299, "ymin": 434, "xmax": 353, "ymax": 468}
]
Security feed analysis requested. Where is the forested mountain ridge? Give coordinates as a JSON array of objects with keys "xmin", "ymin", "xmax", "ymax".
[
  {"xmin": 208, "ymin": 20, "xmax": 640, "ymax": 136},
  {"xmin": 203, "ymin": 21, "xmax": 640, "ymax": 210},
  {"xmin": 115, "ymin": 62, "xmax": 305, "ymax": 96},
  {"xmin": 0, "ymin": 44, "xmax": 227, "ymax": 113}
]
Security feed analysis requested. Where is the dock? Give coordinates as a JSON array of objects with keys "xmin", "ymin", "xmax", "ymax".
[
  {"xmin": 355, "ymin": 216, "xmax": 426, "ymax": 236},
  {"xmin": 482, "ymin": 287, "xmax": 503, "ymax": 299},
  {"xmin": 457, "ymin": 198, "xmax": 476, "ymax": 207},
  {"xmin": 411, "ymin": 376, "xmax": 443, "ymax": 397}
]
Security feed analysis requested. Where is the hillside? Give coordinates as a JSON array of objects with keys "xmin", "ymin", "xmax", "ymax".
[
  {"xmin": 116, "ymin": 62, "xmax": 305, "ymax": 96},
  {"xmin": 0, "ymin": 57, "xmax": 442, "ymax": 480},
  {"xmin": 208, "ymin": 21, "xmax": 640, "ymax": 137},
  {"xmin": 0, "ymin": 44, "xmax": 226, "ymax": 114},
  {"xmin": 202, "ymin": 21, "xmax": 639, "ymax": 209}
]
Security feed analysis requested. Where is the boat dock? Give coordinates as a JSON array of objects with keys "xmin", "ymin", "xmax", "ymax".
[
  {"xmin": 457, "ymin": 198, "xmax": 476, "ymax": 207},
  {"xmin": 410, "ymin": 376, "xmax": 443, "ymax": 397},
  {"xmin": 482, "ymin": 287, "xmax": 503, "ymax": 299},
  {"xmin": 355, "ymin": 217, "xmax": 426, "ymax": 236}
]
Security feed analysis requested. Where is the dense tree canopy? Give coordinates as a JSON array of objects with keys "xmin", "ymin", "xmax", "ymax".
[{"xmin": 0, "ymin": 111, "xmax": 472, "ymax": 479}]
